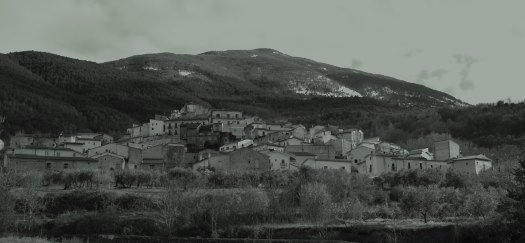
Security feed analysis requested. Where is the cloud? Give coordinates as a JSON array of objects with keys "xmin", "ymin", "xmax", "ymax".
[
  {"xmin": 453, "ymin": 54, "xmax": 478, "ymax": 91},
  {"xmin": 402, "ymin": 49, "xmax": 423, "ymax": 57},
  {"xmin": 351, "ymin": 59, "xmax": 363, "ymax": 69},
  {"xmin": 415, "ymin": 69, "xmax": 448, "ymax": 84}
]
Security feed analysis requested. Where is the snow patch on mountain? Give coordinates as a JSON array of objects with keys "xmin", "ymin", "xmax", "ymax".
[
  {"xmin": 178, "ymin": 70, "xmax": 193, "ymax": 76},
  {"xmin": 337, "ymin": 86, "xmax": 362, "ymax": 97},
  {"xmin": 143, "ymin": 66, "xmax": 159, "ymax": 71},
  {"xmin": 288, "ymin": 74, "xmax": 362, "ymax": 97},
  {"xmin": 251, "ymin": 54, "xmax": 258, "ymax": 58}
]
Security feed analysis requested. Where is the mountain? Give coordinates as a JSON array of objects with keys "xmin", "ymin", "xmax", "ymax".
[
  {"xmin": 104, "ymin": 48, "xmax": 467, "ymax": 107},
  {"xmin": 0, "ymin": 49, "xmax": 466, "ymax": 138}
]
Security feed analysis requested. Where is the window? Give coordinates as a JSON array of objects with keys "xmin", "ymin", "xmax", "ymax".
[
  {"xmin": 235, "ymin": 114, "xmax": 239, "ymax": 118},
  {"xmin": 420, "ymin": 163, "xmax": 423, "ymax": 169},
  {"xmin": 324, "ymin": 166, "xmax": 328, "ymax": 169},
  {"xmin": 341, "ymin": 167, "xmax": 345, "ymax": 170},
  {"xmin": 466, "ymin": 162, "xmax": 468, "ymax": 166},
  {"xmin": 392, "ymin": 163, "xmax": 396, "ymax": 171},
  {"xmin": 216, "ymin": 114, "xmax": 220, "ymax": 118},
  {"xmin": 369, "ymin": 164, "xmax": 372, "ymax": 173},
  {"xmin": 46, "ymin": 163, "xmax": 51, "ymax": 169},
  {"xmin": 430, "ymin": 165, "xmax": 433, "ymax": 168},
  {"xmin": 150, "ymin": 165, "xmax": 155, "ymax": 170},
  {"xmin": 354, "ymin": 159, "xmax": 358, "ymax": 163},
  {"xmin": 227, "ymin": 114, "xmax": 230, "ymax": 118},
  {"xmin": 57, "ymin": 152, "xmax": 61, "ymax": 156},
  {"xmin": 408, "ymin": 163, "xmax": 411, "ymax": 169},
  {"xmin": 63, "ymin": 163, "xmax": 69, "ymax": 169}
]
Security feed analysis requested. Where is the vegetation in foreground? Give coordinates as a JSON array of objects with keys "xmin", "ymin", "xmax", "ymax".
[{"xmin": 1, "ymin": 163, "xmax": 525, "ymax": 242}]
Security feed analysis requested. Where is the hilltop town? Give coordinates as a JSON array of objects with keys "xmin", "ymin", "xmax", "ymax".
[{"xmin": 2, "ymin": 103, "xmax": 492, "ymax": 176}]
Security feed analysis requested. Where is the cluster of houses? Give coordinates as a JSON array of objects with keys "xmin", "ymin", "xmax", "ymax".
[{"xmin": 1, "ymin": 103, "xmax": 493, "ymax": 176}]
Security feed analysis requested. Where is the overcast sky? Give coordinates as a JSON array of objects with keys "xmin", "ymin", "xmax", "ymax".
[{"xmin": 1, "ymin": 0, "xmax": 523, "ymax": 104}]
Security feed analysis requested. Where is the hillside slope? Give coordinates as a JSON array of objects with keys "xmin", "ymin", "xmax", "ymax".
[
  {"xmin": 0, "ymin": 49, "xmax": 466, "ymax": 137},
  {"xmin": 105, "ymin": 48, "xmax": 466, "ymax": 107}
]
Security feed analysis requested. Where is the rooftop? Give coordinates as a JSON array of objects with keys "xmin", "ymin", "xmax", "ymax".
[
  {"xmin": 453, "ymin": 154, "xmax": 492, "ymax": 161},
  {"xmin": 7, "ymin": 154, "xmax": 97, "ymax": 162},
  {"xmin": 289, "ymin": 151, "xmax": 317, "ymax": 157}
]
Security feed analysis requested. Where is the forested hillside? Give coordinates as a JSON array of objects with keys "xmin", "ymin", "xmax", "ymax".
[{"xmin": 0, "ymin": 50, "xmax": 523, "ymax": 149}]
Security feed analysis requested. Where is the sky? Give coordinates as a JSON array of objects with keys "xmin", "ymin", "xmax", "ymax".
[{"xmin": 0, "ymin": 0, "xmax": 524, "ymax": 104}]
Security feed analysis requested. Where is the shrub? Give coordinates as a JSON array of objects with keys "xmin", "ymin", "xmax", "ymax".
[
  {"xmin": 1, "ymin": 169, "xmax": 42, "ymax": 188},
  {"xmin": 465, "ymin": 184, "xmax": 500, "ymax": 218},
  {"xmin": 167, "ymin": 168, "xmax": 199, "ymax": 191},
  {"xmin": 43, "ymin": 190, "xmax": 115, "ymax": 215},
  {"xmin": 260, "ymin": 170, "xmax": 296, "ymax": 188},
  {"xmin": 155, "ymin": 187, "xmax": 270, "ymax": 236},
  {"xmin": 0, "ymin": 187, "xmax": 15, "ymax": 233},
  {"xmin": 399, "ymin": 186, "xmax": 441, "ymax": 223},
  {"xmin": 42, "ymin": 171, "xmax": 63, "ymax": 186},
  {"xmin": 300, "ymin": 183, "xmax": 332, "ymax": 222},
  {"xmin": 364, "ymin": 204, "xmax": 401, "ymax": 220},
  {"xmin": 331, "ymin": 197, "xmax": 365, "ymax": 221},
  {"xmin": 266, "ymin": 189, "xmax": 297, "ymax": 223},
  {"xmin": 389, "ymin": 186, "xmax": 404, "ymax": 202},
  {"xmin": 299, "ymin": 167, "xmax": 373, "ymax": 203},
  {"xmin": 207, "ymin": 171, "xmax": 260, "ymax": 188},
  {"xmin": 114, "ymin": 193, "xmax": 155, "ymax": 211},
  {"xmin": 378, "ymin": 169, "xmax": 444, "ymax": 188},
  {"xmin": 114, "ymin": 170, "xmax": 136, "ymax": 188},
  {"xmin": 438, "ymin": 187, "xmax": 466, "ymax": 218}
]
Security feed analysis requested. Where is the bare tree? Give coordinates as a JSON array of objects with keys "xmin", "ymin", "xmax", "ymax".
[{"xmin": 155, "ymin": 185, "xmax": 183, "ymax": 236}]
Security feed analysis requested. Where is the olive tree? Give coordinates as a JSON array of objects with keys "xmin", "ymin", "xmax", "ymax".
[{"xmin": 400, "ymin": 186, "xmax": 441, "ymax": 223}]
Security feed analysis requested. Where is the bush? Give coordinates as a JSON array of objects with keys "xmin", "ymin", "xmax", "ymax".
[
  {"xmin": 0, "ymin": 187, "xmax": 15, "ymax": 233},
  {"xmin": 300, "ymin": 183, "xmax": 332, "ymax": 222},
  {"xmin": 364, "ymin": 204, "xmax": 401, "ymax": 220},
  {"xmin": 1, "ymin": 169, "xmax": 42, "ymax": 188},
  {"xmin": 331, "ymin": 197, "xmax": 365, "ymax": 221},
  {"xmin": 299, "ymin": 167, "xmax": 373, "ymax": 203},
  {"xmin": 438, "ymin": 187, "xmax": 466, "ymax": 218},
  {"xmin": 41, "ymin": 169, "xmax": 111, "ymax": 189},
  {"xmin": 114, "ymin": 193, "xmax": 155, "ymax": 211},
  {"xmin": 43, "ymin": 190, "xmax": 115, "ymax": 215},
  {"xmin": 114, "ymin": 170, "xmax": 164, "ymax": 188},
  {"xmin": 378, "ymin": 169, "xmax": 444, "ymax": 188},
  {"xmin": 155, "ymin": 187, "xmax": 269, "ymax": 236},
  {"xmin": 465, "ymin": 185, "xmax": 500, "ymax": 218},
  {"xmin": 42, "ymin": 171, "xmax": 63, "ymax": 186},
  {"xmin": 399, "ymin": 186, "xmax": 441, "ymax": 223},
  {"xmin": 167, "ymin": 168, "xmax": 199, "ymax": 191},
  {"xmin": 389, "ymin": 186, "xmax": 404, "ymax": 202},
  {"xmin": 207, "ymin": 171, "xmax": 259, "ymax": 188}
]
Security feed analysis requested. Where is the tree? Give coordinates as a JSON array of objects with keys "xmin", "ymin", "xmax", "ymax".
[
  {"xmin": 300, "ymin": 183, "xmax": 333, "ymax": 222},
  {"xmin": 464, "ymin": 184, "xmax": 500, "ymax": 219},
  {"xmin": 167, "ymin": 168, "xmax": 199, "ymax": 191},
  {"xmin": 400, "ymin": 186, "xmax": 441, "ymax": 223},
  {"xmin": 508, "ymin": 160, "xmax": 525, "ymax": 228}
]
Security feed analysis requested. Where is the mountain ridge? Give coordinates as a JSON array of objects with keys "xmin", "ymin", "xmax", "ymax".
[
  {"xmin": 0, "ymin": 48, "xmax": 466, "ymax": 137},
  {"xmin": 103, "ymin": 48, "xmax": 467, "ymax": 107}
]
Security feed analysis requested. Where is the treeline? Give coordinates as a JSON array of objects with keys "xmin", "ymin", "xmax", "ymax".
[{"xmin": 285, "ymin": 100, "xmax": 525, "ymax": 148}]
